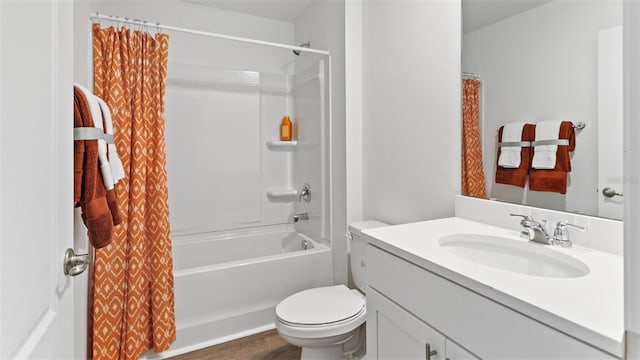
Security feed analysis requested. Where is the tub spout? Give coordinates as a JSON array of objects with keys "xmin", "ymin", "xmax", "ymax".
[{"xmin": 293, "ymin": 213, "xmax": 309, "ymax": 223}]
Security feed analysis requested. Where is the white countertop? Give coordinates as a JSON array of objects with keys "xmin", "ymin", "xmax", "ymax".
[{"xmin": 363, "ymin": 217, "xmax": 624, "ymax": 357}]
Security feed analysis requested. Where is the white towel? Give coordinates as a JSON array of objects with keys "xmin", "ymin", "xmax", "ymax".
[
  {"xmin": 96, "ymin": 97, "xmax": 125, "ymax": 184},
  {"xmin": 498, "ymin": 122, "xmax": 526, "ymax": 168},
  {"xmin": 75, "ymin": 84, "xmax": 115, "ymax": 190},
  {"xmin": 532, "ymin": 120, "xmax": 562, "ymax": 169}
]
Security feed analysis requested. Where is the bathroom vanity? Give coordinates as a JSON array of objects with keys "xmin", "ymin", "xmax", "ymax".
[{"xmin": 363, "ymin": 214, "xmax": 623, "ymax": 359}]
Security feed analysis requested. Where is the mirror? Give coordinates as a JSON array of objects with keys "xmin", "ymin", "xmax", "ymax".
[{"xmin": 461, "ymin": 0, "xmax": 623, "ymax": 220}]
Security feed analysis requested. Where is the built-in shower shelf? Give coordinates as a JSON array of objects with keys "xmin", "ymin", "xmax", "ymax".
[
  {"xmin": 266, "ymin": 187, "xmax": 298, "ymax": 201},
  {"xmin": 266, "ymin": 140, "xmax": 298, "ymax": 151}
]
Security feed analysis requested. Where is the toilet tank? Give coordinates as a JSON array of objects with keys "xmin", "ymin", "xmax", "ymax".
[{"xmin": 348, "ymin": 220, "xmax": 389, "ymax": 293}]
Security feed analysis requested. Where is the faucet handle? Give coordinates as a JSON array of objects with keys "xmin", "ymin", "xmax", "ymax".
[
  {"xmin": 553, "ymin": 221, "xmax": 586, "ymax": 247},
  {"xmin": 555, "ymin": 221, "xmax": 586, "ymax": 232},
  {"xmin": 509, "ymin": 214, "xmax": 533, "ymax": 226},
  {"xmin": 510, "ymin": 213, "xmax": 533, "ymax": 221},
  {"xmin": 511, "ymin": 214, "xmax": 534, "ymax": 240},
  {"xmin": 298, "ymin": 183, "xmax": 311, "ymax": 203}
]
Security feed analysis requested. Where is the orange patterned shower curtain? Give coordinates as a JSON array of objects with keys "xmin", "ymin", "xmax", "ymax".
[
  {"xmin": 461, "ymin": 79, "xmax": 487, "ymax": 198},
  {"xmin": 91, "ymin": 24, "xmax": 175, "ymax": 359}
]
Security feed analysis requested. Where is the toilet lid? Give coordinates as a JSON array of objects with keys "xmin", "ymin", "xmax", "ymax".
[{"xmin": 276, "ymin": 285, "xmax": 365, "ymax": 325}]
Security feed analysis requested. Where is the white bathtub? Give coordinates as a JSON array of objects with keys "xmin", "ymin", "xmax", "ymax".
[{"xmin": 152, "ymin": 226, "xmax": 333, "ymax": 358}]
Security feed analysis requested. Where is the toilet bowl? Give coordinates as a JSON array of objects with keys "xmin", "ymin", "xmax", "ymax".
[{"xmin": 275, "ymin": 220, "xmax": 388, "ymax": 359}]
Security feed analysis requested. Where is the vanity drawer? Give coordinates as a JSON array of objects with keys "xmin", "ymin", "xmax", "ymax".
[{"xmin": 367, "ymin": 244, "xmax": 618, "ymax": 359}]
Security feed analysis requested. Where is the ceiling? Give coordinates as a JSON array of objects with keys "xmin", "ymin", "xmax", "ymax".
[
  {"xmin": 183, "ymin": 0, "xmax": 317, "ymax": 23},
  {"xmin": 462, "ymin": 0, "xmax": 554, "ymax": 33},
  {"xmin": 183, "ymin": 0, "xmax": 553, "ymax": 30}
]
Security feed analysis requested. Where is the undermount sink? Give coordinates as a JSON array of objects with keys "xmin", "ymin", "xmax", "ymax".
[{"xmin": 438, "ymin": 234, "xmax": 590, "ymax": 278}]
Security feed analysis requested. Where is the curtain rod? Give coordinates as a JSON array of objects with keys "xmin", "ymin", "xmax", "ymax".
[
  {"xmin": 90, "ymin": 12, "xmax": 330, "ymax": 56},
  {"xmin": 462, "ymin": 71, "xmax": 480, "ymax": 79}
]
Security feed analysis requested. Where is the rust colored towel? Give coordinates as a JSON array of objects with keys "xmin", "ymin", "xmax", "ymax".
[
  {"xmin": 105, "ymin": 188, "xmax": 122, "ymax": 226},
  {"xmin": 495, "ymin": 123, "xmax": 535, "ymax": 188},
  {"xmin": 74, "ymin": 86, "xmax": 114, "ymax": 248},
  {"xmin": 529, "ymin": 121, "xmax": 576, "ymax": 194},
  {"xmin": 73, "ymin": 100, "xmax": 85, "ymax": 204}
]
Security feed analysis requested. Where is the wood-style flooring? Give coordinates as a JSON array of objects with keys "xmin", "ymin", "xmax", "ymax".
[{"xmin": 167, "ymin": 329, "xmax": 301, "ymax": 360}]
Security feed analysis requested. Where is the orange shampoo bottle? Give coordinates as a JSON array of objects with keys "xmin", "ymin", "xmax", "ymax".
[{"xmin": 280, "ymin": 116, "xmax": 292, "ymax": 141}]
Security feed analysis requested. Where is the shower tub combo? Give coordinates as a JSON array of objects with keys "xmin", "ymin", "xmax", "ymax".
[{"xmin": 155, "ymin": 226, "xmax": 332, "ymax": 358}]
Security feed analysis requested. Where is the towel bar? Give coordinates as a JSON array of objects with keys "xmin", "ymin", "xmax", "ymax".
[
  {"xmin": 74, "ymin": 127, "xmax": 115, "ymax": 143},
  {"xmin": 573, "ymin": 122, "xmax": 586, "ymax": 130},
  {"xmin": 496, "ymin": 122, "xmax": 586, "ymax": 132}
]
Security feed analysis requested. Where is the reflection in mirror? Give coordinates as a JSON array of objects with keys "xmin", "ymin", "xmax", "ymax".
[{"xmin": 461, "ymin": 0, "xmax": 623, "ymax": 220}]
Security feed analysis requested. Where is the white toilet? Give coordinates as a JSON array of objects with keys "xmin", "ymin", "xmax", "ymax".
[{"xmin": 275, "ymin": 220, "xmax": 388, "ymax": 359}]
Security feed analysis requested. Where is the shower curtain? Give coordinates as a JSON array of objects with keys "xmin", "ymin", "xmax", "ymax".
[
  {"xmin": 461, "ymin": 79, "xmax": 487, "ymax": 199},
  {"xmin": 91, "ymin": 24, "xmax": 175, "ymax": 359}
]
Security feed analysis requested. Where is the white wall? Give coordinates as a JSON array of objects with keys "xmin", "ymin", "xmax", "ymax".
[
  {"xmin": 295, "ymin": 1, "xmax": 347, "ymax": 285},
  {"xmin": 360, "ymin": 0, "xmax": 462, "ymax": 224},
  {"xmin": 346, "ymin": 0, "xmax": 363, "ymax": 227},
  {"xmin": 624, "ymin": 0, "xmax": 640, "ymax": 356},
  {"xmin": 463, "ymin": 0, "xmax": 622, "ymax": 216}
]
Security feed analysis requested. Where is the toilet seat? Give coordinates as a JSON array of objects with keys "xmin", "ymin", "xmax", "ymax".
[
  {"xmin": 276, "ymin": 285, "xmax": 365, "ymax": 326},
  {"xmin": 276, "ymin": 285, "xmax": 366, "ymax": 340}
]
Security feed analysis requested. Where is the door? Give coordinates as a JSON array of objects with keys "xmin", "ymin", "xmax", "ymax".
[
  {"xmin": 367, "ymin": 289, "xmax": 445, "ymax": 360},
  {"xmin": 0, "ymin": 1, "xmax": 75, "ymax": 358},
  {"xmin": 597, "ymin": 25, "xmax": 623, "ymax": 219}
]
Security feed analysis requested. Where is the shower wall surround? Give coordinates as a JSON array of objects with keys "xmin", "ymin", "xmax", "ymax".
[
  {"xmin": 164, "ymin": 65, "xmax": 292, "ymax": 234},
  {"xmin": 294, "ymin": 1, "xmax": 348, "ymax": 285}
]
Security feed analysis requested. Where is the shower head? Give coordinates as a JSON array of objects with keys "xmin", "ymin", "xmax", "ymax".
[{"xmin": 293, "ymin": 41, "xmax": 311, "ymax": 56}]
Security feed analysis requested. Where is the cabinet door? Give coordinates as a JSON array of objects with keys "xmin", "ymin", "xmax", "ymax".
[
  {"xmin": 445, "ymin": 338, "xmax": 480, "ymax": 360},
  {"xmin": 368, "ymin": 288, "xmax": 445, "ymax": 360}
]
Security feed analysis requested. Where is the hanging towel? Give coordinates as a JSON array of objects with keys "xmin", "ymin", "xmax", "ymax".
[
  {"xmin": 531, "ymin": 120, "xmax": 564, "ymax": 169},
  {"xmin": 498, "ymin": 122, "xmax": 527, "ymax": 168},
  {"xmin": 529, "ymin": 121, "xmax": 575, "ymax": 194},
  {"xmin": 96, "ymin": 97, "xmax": 125, "ymax": 183},
  {"xmin": 75, "ymin": 85, "xmax": 122, "ymax": 227},
  {"xmin": 495, "ymin": 123, "xmax": 535, "ymax": 188},
  {"xmin": 74, "ymin": 86, "xmax": 114, "ymax": 249},
  {"xmin": 75, "ymin": 84, "xmax": 115, "ymax": 190}
]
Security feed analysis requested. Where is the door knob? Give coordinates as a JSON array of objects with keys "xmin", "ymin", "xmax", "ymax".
[
  {"xmin": 63, "ymin": 248, "xmax": 89, "ymax": 277},
  {"xmin": 425, "ymin": 343, "xmax": 437, "ymax": 360},
  {"xmin": 602, "ymin": 187, "xmax": 623, "ymax": 198}
]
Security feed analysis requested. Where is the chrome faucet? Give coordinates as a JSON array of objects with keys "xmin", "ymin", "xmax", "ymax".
[
  {"xmin": 293, "ymin": 212, "xmax": 309, "ymax": 223},
  {"xmin": 551, "ymin": 221, "xmax": 586, "ymax": 248},
  {"xmin": 510, "ymin": 214, "xmax": 551, "ymax": 244},
  {"xmin": 298, "ymin": 183, "xmax": 311, "ymax": 203}
]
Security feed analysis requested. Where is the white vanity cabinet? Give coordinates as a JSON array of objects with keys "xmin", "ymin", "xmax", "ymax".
[
  {"xmin": 367, "ymin": 288, "xmax": 445, "ymax": 360},
  {"xmin": 445, "ymin": 339, "xmax": 478, "ymax": 359},
  {"xmin": 366, "ymin": 244, "xmax": 618, "ymax": 359},
  {"xmin": 367, "ymin": 287, "xmax": 477, "ymax": 360}
]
